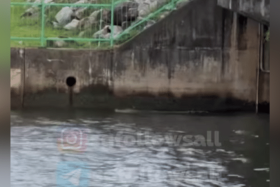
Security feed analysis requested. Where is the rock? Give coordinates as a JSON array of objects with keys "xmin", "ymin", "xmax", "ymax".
[
  {"xmin": 136, "ymin": 0, "xmax": 169, "ymax": 17},
  {"xmin": 32, "ymin": 0, "xmax": 53, "ymax": 5},
  {"xmin": 93, "ymin": 29, "xmax": 104, "ymax": 38},
  {"xmin": 89, "ymin": 10, "xmax": 101, "ymax": 19},
  {"xmin": 78, "ymin": 31, "xmax": 85, "ymax": 37},
  {"xmin": 108, "ymin": 2, "xmax": 139, "ymax": 26},
  {"xmin": 130, "ymin": 16, "xmax": 143, "ymax": 27},
  {"xmin": 77, "ymin": 16, "xmax": 104, "ymax": 30},
  {"xmin": 54, "ymin": 40, "xmax": 67, "ymax": 47},
  {"xmin": 135, "ymin": 16, "xmax": 143, "ymax": 22},
  {"xmin": 121, "ymin": 21, "xmax": 132, "ymax": 30},
  {"xmin": 55, "ymin": 7, "xmax": 74, "ymax": 26},
  {"xmin": 70, "ymin": 0, "xmax": 90, "ymax": 20},
  {"xmin": 101, "ymin": 9, "xmax": 111, "ymax": 23},
  {"xmin": 71, "ymin": 0, "xmax": 88, "ymax": 11},
  {"xmin": 64, "ymin": 19, "xmax": 80, "ymax": 30},
  {"xmin": 21, "ymin": 0, "xmax": 55, "ymax": 18},
  {"xmin": 153, "ymin": 0, "xmax": 169, "ymax": 9},
  {"xmin": 47, "ymin": 39, "xmax": 68, "ymax": 47},
  {"xmin": 20, "ymin": 6, "xmax": 40, "ymax": 18},
  {"xmin": 110, "ymin": 25, "xmax": 123, "ymax": 37},
  {"xmin": 158, "ymin": 11, "xmax": 170, "ymax": 19},
  {"xmin": 89, "ymin": 9, "xmax": 109, "ymax": 22},
  {"xmin": 78, "ymin": 28, "xmax": 96, "ymax": 37},
  {"xmin": 55, "ymin": 0, "xmax": 79, "ymax": 3},
  {"xmin": 52, "ymin": 21, "xmax": 59, "ymax": 28},
  {"xmin": 21, "ymin": 0, "xmax": 46, "ymax": 18},
  {"xmin": 143, "ymin": 20, "xmax": 155, "ymax": 29},
  {"xmin": 74, "ymin": 7, "xmax": 88, "ymax": 19},
  {"xmin": 47, "ymin": 36, "xmax": 80, "ymax": 47},
  {"xmin": 77, "ymin": 17, "xmax": 94, "ymax": 30},
  {"xmin": 22, "ymin": 0, "xmax": 53, "ymax": 11},
  {"xmin": 93, "ymin": 25, "xmax": 123, "ymax": 39},
  {"xmin": 138, "ymin": 3, "xmax": 150, "ymax": 17}
]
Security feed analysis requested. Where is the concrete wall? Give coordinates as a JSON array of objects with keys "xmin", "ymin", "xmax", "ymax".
[
  {"xmin": 112, "ymin": 0, "xmax": 269, "ymax": 111},
  {"xmin": 10, "ymin": 0, "xmax": 269, "ymax": 112},
  {"xmin": 217, "ymin": 0, "xmax": 270, "ymax": 25},
  {"xmin": 11, "ymin": 48, "xmax": 113, "ymax": 108}
]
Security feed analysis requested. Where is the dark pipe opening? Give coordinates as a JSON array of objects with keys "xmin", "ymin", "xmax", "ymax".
[{"xmin": 66, "ymin": 76, "xmax": 76, "ymax": 87}]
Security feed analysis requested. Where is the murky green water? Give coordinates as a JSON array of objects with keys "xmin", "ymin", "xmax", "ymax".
[{"xmin": 11, "ymin": 109, "xmax": 269, "ymax": 187}]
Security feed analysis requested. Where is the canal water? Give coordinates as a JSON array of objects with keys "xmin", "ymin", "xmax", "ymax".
[{"xmin": 11, "ymin": 109, "xmax": 269, "ymax": 187}]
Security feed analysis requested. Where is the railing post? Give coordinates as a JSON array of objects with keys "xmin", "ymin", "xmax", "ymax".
[
  {"xmin": 40, "ymin": 0, "xmax": 45, "ymax": 47},
  {"xmin": 110, "ymin": 0, "xmax": 114, "ymax": 46}
]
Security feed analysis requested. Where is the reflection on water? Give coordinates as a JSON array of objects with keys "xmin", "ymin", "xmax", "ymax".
[{"xmin": 11, "ymin": 110, "xmax": 269, "ymax": 187}]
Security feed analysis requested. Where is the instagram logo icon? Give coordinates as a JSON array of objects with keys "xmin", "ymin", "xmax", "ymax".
[{"xmin": 57, "ymin": 128, "xmax": 87, "ymax": 153}]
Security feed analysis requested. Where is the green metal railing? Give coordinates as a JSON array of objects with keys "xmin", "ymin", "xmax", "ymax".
[{"xmin": 11, "ymin": 0, "xmax": 179, "ymax": 48}]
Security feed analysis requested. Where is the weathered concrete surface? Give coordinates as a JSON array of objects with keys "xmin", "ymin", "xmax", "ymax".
[
  {"xmin": 112, "ymin": 0, "xmax": 269, "ymax": 111},
  {"xmin": 10, "ymin": 0, "xmax": 270, "ymax": 112},
  {"xmin": 217, "ymin": 0, "xmax": 270, "ymax": 25},
  {"xmin": 11, "ymin": 48, "xmax": 24, "ymax": 109},
  {"xmin": 22, "ymin": 49, "xmax": 113, "ymax": 108}
]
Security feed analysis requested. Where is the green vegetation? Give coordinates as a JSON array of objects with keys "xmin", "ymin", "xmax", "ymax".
[
  {"xmin": 11, "ymin": 6, "xmax": 41, "ymax": 38},
  {"xmin": 10, "ymin": 0, "xmax": 178, "ymax": 48}
]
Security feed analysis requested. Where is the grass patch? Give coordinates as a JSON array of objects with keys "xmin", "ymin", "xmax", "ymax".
[{"xmin": 11, "ymin": 6, "xmax": 41, "ymax": 38}]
